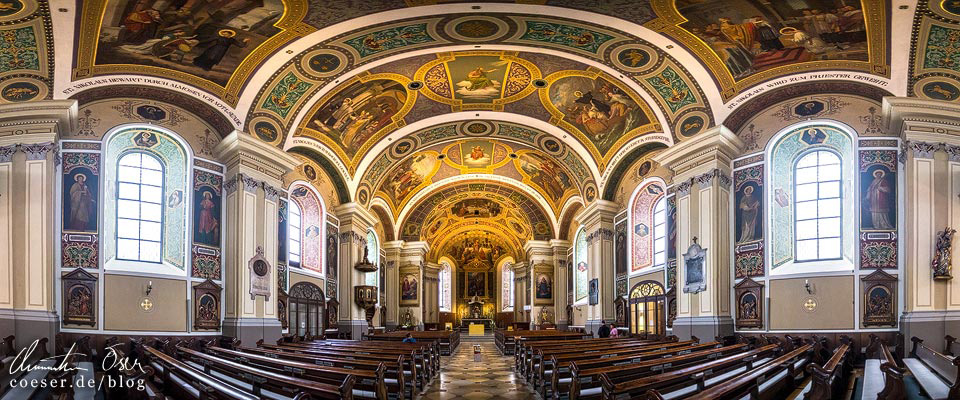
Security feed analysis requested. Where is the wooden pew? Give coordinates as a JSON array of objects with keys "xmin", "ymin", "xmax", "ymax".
[
  {"xmin": 282, "ymin": 339, "xmax": 437, "ymax": 378},
  {"xmin": 532, "ymin": 339, "xmax": 700, "ymax": 393},
  {"xmin": 869, "ymin": 338, "xmax": 907, "ymax": 400},
  {"xmin": 260, "ymin": 342, "xmax": 425, "ymax": 392},
  {"xmin": 140, "ymin": 344, "xmax": 263, "ymax": 400},
  {"xmin": 496, "ymin": 330, "xmax": 591, "ymax": 355},
  {"xmin": 275, "ymin": 339, "xmax": 435, "ymax": 383},
  {"xmin": 234, "ymin": 345, "xmax": 409, "ymax": 399},
  {"xmin": 204, "ymin": 345, "xmax": 390, "ymax": 400},
  {"xmin": 547, "ymin": 341, "xmax": 726, "ymax": 398},
  {"xmin": 904, "ymin": 337, "xmax": 960, "ymax": 400},
  {"xmin": 518, "ymin": 337, "xmax": 659, "ymax": 376},
  {"xmin": 657, "ymin": 343, "xmax": 814, "ymax": 400},
  {"xmin": 0, "ymin": 337, "xmax": 55, "ymax": 400},
  {"xmin": 175, "ymin": 345, "xmax": 355, "ymax": 399},
  {"xmin": 804, "ymin": 340, "xmax": 850, "ymax": 400},
  {"xmin": 566, "ymin": 343, "xmax": 752, "ymax": 400},
  {"xmin": 365, "ymin": 331, "xmax": 461, "ymax": 356},
  {"xmin": 598, "ymin": 343, "xmax": 788, "ymax": 400},
  {"xmin": 522, "ymin": 337, "xmax": 673, "ymax": 381}
]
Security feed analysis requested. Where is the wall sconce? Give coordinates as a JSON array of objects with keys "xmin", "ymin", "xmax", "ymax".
[
  {"xmin": 804, "ymin": 279, "xmax": 812, "ymax": 294},
  {"xmin": 146, "ymin": 280, "xmax": 153, "ymax": 296}
]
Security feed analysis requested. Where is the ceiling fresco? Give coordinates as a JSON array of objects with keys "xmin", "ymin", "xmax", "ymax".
[
  {"xmin": 400, "ymin": 181, "xmax": 554, "ymax": 243},
  {"xmin": 0, "ymin": 0, "xmax": 53, "ymax": 104},
  {"xmin": 647, "ymin": 0, "xmax": 888, "ymax": 101},
  {"xmin": 356, "ymin": 120, "xmax": 595, "ymax": 213},
  {"xmin": 908, "ymin": 0, "xmax": 960, "ymax": 101},
  {"xmin": 73, "ymin": 0, "xmax": 312, "ymax": 105},
  {"xmin": 292, "ymin": 50, "xmax": 665, "ymax": 176},
  {"xmin": 371, "ymin": 138, "xmax": 581, "ymax": 216}
]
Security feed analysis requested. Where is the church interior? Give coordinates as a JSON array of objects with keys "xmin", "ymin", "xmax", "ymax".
[{"xmin": 1, "ymin": 0, "xmax": 960, "ymax": 399}]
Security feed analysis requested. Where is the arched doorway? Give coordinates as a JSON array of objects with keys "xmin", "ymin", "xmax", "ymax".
[
  {"xmin": 288, "ymin": 282, "xmax": 325, "ymax": 337},
  {"xmin": 629, "ymin": 280, "xmax": 665, "ymax": 337}
]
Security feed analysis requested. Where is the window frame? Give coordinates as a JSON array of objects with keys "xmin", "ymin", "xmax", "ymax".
[
  {"xmin": 114, "ymin": 151, "xmax": 166, "ymax": 264},
  {"xmin": 439, "ymin": 262, "xmax": 452, "ymax": 312},
  {"xmin": 502, "ymin": 262, "xmax": 515, "ymax": 311},
  {"xmin": 288, "ymin": 199, "xmax": 303, "ymax": 268},
  {"xmin": 651, "ymin": 198, "xmax": 667, "ymax": 269},
  {"xmin": 791, "ymin": 149, "xmax": 843, "ymax": 263},
  {"xmin": 574, "ymin": 227, "xmax": 588, "ymax": 305}
]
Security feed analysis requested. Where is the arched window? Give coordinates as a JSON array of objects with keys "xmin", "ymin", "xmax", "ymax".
[
  {"xmin": 794, "ymin": 150, "xmax": 842, "ymax": 262},
  {"xmin": 288, "ymin": 200, "xmax": 303, "ymax": 267},
  {"xmin": 439, "ymin": 262, "xmax": 452, "ymax": 312},
  {"xmin": 288, "ymin": 183, "xmax": 325, "ymax": 274},
  {"xmin": 116, "ymin": 152, "xmax": 165, "ymax": 263},
  {"xmin": 288, "ymin": 282, "xmax": 325, "ymax": 338},
  {"xmin": 502, "ymin": 262, "xmax": 514, "ymax": 311},
  {"xmin": 575, "ymin": 227, "xmax": 588, "ymax": 303},
  {"xmin": 365, "ymin": 230, "xmax": 379, "ymax": 288},
  {"xmin": 630, "ymin": 180, "xmax": 666, "ymax": 274},
  {"xmin": 629, "ymin": 281, "xmax": 665, "ymax": 337},
  {"xmin": 652, "ymin": 198, "xmax": 667, "ymax": 269}
]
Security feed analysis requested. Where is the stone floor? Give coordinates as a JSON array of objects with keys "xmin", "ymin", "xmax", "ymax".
[{"xmin": 419, "ymin": 339, "xmax": 538, "ymax": 400}]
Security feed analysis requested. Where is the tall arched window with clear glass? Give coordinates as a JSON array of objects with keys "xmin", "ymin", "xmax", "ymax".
[
  {"xmin": 439, "ymin": 262, "xmax": 451, "ymax": 312},
  {"xmin": 116, "ymin": 152, "xmax": 165, "ymax": 263}
]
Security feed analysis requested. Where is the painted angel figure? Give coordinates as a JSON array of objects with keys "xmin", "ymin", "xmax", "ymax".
[{"xmin": 932, "ymin": 227, "xmax": 956, "ymax": 280}]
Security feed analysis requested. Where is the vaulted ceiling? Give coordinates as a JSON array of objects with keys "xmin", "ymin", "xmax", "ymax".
[{"xmin": 7, "ymin": 0, "xmax": 940, "ymax": 245}]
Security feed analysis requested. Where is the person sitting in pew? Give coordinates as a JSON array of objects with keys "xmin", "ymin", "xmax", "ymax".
[{"xmin": 402, "ymin": 333, "xmax": 416, "ymax": 344}]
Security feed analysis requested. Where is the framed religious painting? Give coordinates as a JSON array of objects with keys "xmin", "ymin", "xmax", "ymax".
[
  {"xmin": 588, "ymin": 279, "xmax": 599, "ymax": 305},
  {"xmin": 400, "ymin": 265, "xmax": 420, "ymax": 307},
  {"xmin": 734, "ymin": 278, "xmax": 763, "ymax": 330},
  {"xmin": 62, "ymin": 268, "xmax": 97, "ymax": 327},
  {"xmin": 861, "ymin": 270, "xmax": 897, "ymax": 328},
  {"xmin": 193, "ymin": 279, "xmax": 222, "ymax": 330},
  {"xmin": 533, "ymin": 263, "xmax": 553, "ymax": 305}
]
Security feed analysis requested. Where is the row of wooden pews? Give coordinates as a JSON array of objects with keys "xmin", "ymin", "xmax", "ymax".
[
  {"xmin": 903, "ymin": 337, "xmax": 959, "ymax": 400},
  {"xmin": 495, "ymin": 329, "xmax": 592, "ymax": 355},
  {"xmin": 363, "ymin": 330, "xmax": 461, "ymax": 355},
  {"xmin": 510, "ymin": 333, "xmax": 859, "ymax": 400}
]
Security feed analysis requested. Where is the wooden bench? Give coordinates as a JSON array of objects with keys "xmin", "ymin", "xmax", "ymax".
[
  {"xmin": 531, "ymin": 339, "xmax": 699, "ymax": 394},
  {"xmin": 565, "ymin": 343, "xmax": 751, "ymax": 400},
  {"xmin": 261, "ymin": 341, "xmax": 426, "ymax": 392},
  {"xmin": 804, "ymin": 339, "xmax": 850, "ymax": 400},
  {"xmin": 518, "ymin": 337, "xmax": 658, "ymax": 376},
  {"xmin": 204, "ymin": 345, "xmax": 390, "ymax": 400},
  {"xmin": 140, "ymin": 344, "xmax": 264, "ymax": 400},
  {"xmin": 365, "ymin": 331, "xmax": 460, "ymax": 356},
  {"xmin": 523, "ymin": 338, "xmax": 674, "ymax": 382},
  {"xmin": 599, "ymin": 343, "xmax": 790, "ymax": 400},
  {"xmin": 903, "ymin": 337, "xmax": 960, "ymax": 400},
  {"xmin": 283, "ymin": 339, "xmax": 438, "ymax": 378},
  {"xmin": 662, "ymin": 343, "xmax": 814, "ymax": 400},
  {"xmin": 235, "ymin": 344, "xmax": 410, "ymax": 399},
  {"xmin": 548, "ymin": 341, "xmax": 727, "ymax": 399},
  {"xmin": 496, "ymin": 330, "xmax": 591, "ymax": 355},
  {"xmin": 176, "ymin": 345, "xmax": 354, "ymax": 399}
]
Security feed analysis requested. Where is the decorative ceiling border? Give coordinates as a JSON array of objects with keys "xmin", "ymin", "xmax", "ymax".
[
  {"xmin": 907, "ymin": 0, "xmax": 960, "ymax": 102},
  {"xmin": 0, "ymin": 0, "xmax": 54, "ymax": 105}
]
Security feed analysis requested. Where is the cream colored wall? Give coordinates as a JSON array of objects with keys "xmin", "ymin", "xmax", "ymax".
[
  {"xmin": 769, "ymin": 276, "xmax": 855, "ymax": 330},
  {"xmin": 290, "ymin": 271, "xmax": 325, "ymax": 290},
  {"xmin": 103, "ymin": 275, "xmax": 187, "ymax": 332},
  {"xmin": 629, "ymin": 270, "xmax": 665, "ymax": 289}
]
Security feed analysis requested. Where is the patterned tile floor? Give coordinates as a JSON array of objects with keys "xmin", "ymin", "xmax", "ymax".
[{"xmin": 419, "ymin": 338, "xmax": 538, "ymax": 400}]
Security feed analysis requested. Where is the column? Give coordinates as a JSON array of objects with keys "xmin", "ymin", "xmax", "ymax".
[
  {"xmin": 382, "ymin": 240, "xmax": 404, "ymax": 330},
  {"xmin": 551, "ymin": 240, "xmax": 571, "ymax": 328},
  {"xmin": 216, "ymin": 131, "xmax": 300, "ymax": 345},
  {"xmin": 399, "ymin": 241, "xmax": 428, "ymax": 330},
  {"xmin": 334, "ymin": 203, "xmax": 377, "ymax": 339},
  {"xmin": 655, "ymin": 125, "xmax": 742, "ymax": 340},
  {"xmin": 422, "ymin": 262, "xmax": 440, "ymax": 324},
  {"xmin": 885, "ymin": 97, "xmax": 960, "ymax": 343},
  {"xmin": 0, "ymin": 100, "xmax": 75, "ymax": 349},
  {"xmin": 576, "ymin": 200, "xmax": 618, "ymax": 336},
  {"xmin": 512, "ymin": 261, "xmax": 529, "ymax": 325},
  {"xmin": 525, "ymin": 240, "xmax": 553, "ymax": 328}
]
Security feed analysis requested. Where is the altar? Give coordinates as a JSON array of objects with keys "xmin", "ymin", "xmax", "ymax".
[{"xmin": 461, "ymin": 318, "xmax": 494, "ymax": 331}]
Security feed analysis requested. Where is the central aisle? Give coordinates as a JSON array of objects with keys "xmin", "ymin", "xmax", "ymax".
[{"xmin": 421, "ymin": 338, "xmax": 538, "ymax": 399}]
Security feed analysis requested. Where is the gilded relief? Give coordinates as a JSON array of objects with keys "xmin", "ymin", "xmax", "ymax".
[{"xmin": 74, "ymin": 0, "xmax": 310, "ymax": 103}]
